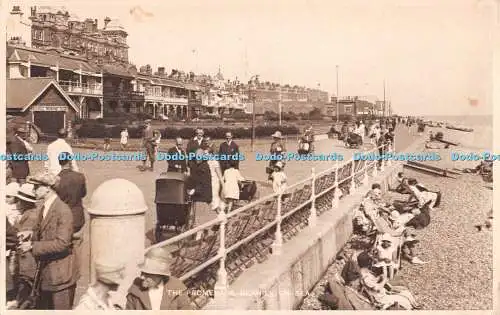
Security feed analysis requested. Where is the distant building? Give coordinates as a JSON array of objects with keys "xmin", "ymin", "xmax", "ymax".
[
  {"xmin": 327, "ymin": 96, "xmax": 382, "ymax": 118},
  {"xmin": 6, "ymin": 5, "xmax": 32, "ymax": 47},
  {"xmin": 29, "ymin": 6, "xmax": 129, "ymax": 65}
]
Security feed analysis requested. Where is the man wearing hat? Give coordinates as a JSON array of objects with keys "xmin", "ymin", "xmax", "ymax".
[
  {"xmin": 126, "ymin": 247, "xmax": 195, "ymax": 310},
  {"xmin": 45, "ymin": 129, "xmax": 79, "ymax": 176},
  {"xmin": 141, "ymin": 119, "xmax": 156, "ymax": 171},
  {"xmin": 75, "ymin": 262, "xmax": 125, "ymax": 310},
  {"xmin": 186, "ymin": 128, "xmax": 206, "ymax": 170},
  {"xmin": 268, "ymin": 131, "xmax": 287, "ymax": 180},
  {"xmin": 18, "ymin": 172, "xmax": 78, "ymax": 310},
  {"xmin": 14, "ymin": 183, "xmax": 40, "ymax": 287},
  {"xmin": 6, "ymin": 128, "xmax": 31, "ymax": 184}
]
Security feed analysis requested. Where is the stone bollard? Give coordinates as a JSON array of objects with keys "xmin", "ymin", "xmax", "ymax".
[{"xmin": 87, "ymin": 178, "xmax": 147, "ymax": 304}]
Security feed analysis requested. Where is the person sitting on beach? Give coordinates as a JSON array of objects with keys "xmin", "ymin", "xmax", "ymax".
[
  {"xmin": 389, "ymin": 173, "xmax": 412, "ymax": 194},
  {"xmin": 357, "ymin": 252, "xmax": 421, "ymax": 310},
  {"xmin": 406, "ymin": 178, "xmax": 440, "ymax": 210},
  {"xmin": 387, "ymin": 210, "xmax": 428, "ymax": 265}
]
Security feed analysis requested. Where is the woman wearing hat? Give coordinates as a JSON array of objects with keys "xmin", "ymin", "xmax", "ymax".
[
  {"xmin": 126, "ymin": 248, "xmax": 195, "ymax": 310},
  {"xmin": 268, "ymin": 131, "xmax": 287, "ymax": 180},
  {"xmin": 75, "ymin": 262, "xmax": 125, "ymax": 310}
]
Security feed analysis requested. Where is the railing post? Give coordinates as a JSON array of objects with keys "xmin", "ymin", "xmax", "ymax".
[
  {"xmin": 362, "ymin": 159, "xmax": 369, "ymax": 186},
  {"xmin": 332, "ymin": 160, "xmax": 342, "ymax": 208},
  {"xmin": 349, "ymin": 159, "xmax": 356, "ymax": 194},
  {"xmin": 379, "ymin": 145, "xmax": 385, "ymax": 172},
  {"xmin": 386, "ymin": 142, "xmax": 392, "ymax": 167},
  {"xmin": 272, "ymin": 194, "xmax": 283, "ymax": 255},
  {"xmin": 372, "ymin": 148, "xmax": 379, "ymax": 177},
  {"xmin": 308, "ymin": 168, "xmax": 317, "ymax": 227},
  {"xmin": 214, "ymin": 211, "xmax": 228, "ymax": 308}
]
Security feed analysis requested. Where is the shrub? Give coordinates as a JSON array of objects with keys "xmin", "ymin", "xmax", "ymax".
[{"xmin": 75, "ymin": 121, "xmax": 299, "ymax": 139}]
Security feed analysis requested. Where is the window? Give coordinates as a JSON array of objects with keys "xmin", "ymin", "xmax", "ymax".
[{"xmin": 345, "ymin": 106, "xmax": 352, "ymax": 113}]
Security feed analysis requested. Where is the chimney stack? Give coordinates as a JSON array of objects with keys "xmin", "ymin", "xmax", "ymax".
[
  {"xmin": 158, "ymin": 67, "xmax": 165, "ymax": 76},
  {"xmin": 104, "ymin": 17, "xmax": 111, "ymax": 29}
]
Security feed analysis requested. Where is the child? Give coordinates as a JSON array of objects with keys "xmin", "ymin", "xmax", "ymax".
[
  {"xmin": 271, "ymin": 161, "xmax": 287, "ymax": 194},
  {"xmin": 223, "ymin": 161, "xmax": 245, "ymax": 212},
  {"xmin": 103, "ymin": 128, "xmax": 112, "ymax": 151},
  {"xmin": 5, "ymin": 182, "xmax": 21, "ymax": 226},
  {"xmin": 120, "ymin": 128, "xmax": 129, "ymax": 151},
  {"xmin": 152, "ymin": 129, "xmax": 162, "ymax": 157}
]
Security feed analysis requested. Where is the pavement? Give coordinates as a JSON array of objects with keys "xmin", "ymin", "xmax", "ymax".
[{"xmin": 27, "ymin": 124, "xmax": 415, "ymax": 304}]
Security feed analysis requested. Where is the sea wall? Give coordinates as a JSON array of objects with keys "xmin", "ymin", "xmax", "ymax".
[{"xmin": 205, "ymin": 162, "xmax": 404, "ymax": 310}]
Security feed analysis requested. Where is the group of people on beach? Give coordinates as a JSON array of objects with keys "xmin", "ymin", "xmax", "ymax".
[{"xmin": 320, "ymin": 170, "xmax": 442, "ymax": 310}]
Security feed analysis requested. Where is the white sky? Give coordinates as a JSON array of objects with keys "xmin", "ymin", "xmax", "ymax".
[{"xmin": 9, "ymin": 0, "xmax": 497, "ymax": 115}]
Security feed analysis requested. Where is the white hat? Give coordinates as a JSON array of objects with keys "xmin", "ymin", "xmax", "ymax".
[
  {"xmin": 16, "ymin": 183, "xmax": 37, "ymax": 203},
  {"xmin": 139, "ymin": 247, "xmax": 172, "ymax": 277},
  {"xmin": 275, "ymin": 161, "xmax": 284, "ymax": 169},
  {"xmin": 389, "ymin": 210, "xmax": 400, "ymax": 221},
  {"xmin": 6, "ymin": 182, "xmax": 19, "ymax": 197},
  {"xmin": 95, "ymin": 261, "xmax": 125, "ymax": 285},
  {"xmin": 271, "ymin": 131, "xmax": 283, "ymax": 138}
]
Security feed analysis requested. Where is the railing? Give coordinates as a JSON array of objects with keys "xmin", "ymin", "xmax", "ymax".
[
  {"xmin": 58, "ymin": 80, "xmax": 103, "ymax": 96},
  {"xmin": 145, "ymin": 141, "xmax": 394, "ymax": 308}
]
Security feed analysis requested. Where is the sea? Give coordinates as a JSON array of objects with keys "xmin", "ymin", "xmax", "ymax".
[{"xmin": 423, "ymin": 115, "xmax": 492, "ymax": 151}]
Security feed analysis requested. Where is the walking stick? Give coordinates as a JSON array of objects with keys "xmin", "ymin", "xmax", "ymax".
[{"xmin": 18, "ymin": 261, "xmax": 43, "ymax": 309}]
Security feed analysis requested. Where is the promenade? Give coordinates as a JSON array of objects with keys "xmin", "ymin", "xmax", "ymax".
[{"xmin": 29, "ymin": 130, "xmax": 380, "ymax": 302}]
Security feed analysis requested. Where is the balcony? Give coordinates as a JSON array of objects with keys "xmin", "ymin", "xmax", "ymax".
[{"xmin": 59, "ymin": 80, "xmax": 103, "ymax": 96}]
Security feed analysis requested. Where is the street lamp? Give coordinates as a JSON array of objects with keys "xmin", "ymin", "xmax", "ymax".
[
  {"xmin": 249, "ymin": 75, "xmax": 259, "ymax": 151},
  {"xmin": 336, "ymin": 65, "xmax": 339, "ymax": 122}
]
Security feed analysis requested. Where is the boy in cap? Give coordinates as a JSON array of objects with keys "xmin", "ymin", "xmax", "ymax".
[
  {"xmin": 75, "ymin": 261, "xmax": 125, "ymax": 310},
  {"xmin": 126, "ymin": 247, "xmax": 195, "ymax": 310}
]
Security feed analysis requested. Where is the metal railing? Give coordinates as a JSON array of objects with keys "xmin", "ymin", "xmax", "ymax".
[
  {"xmin": 145, "ymin": 140, "xmax": 394, "ymax": 307},
  {"xmin": 58, "ymin": 80, "xmax": 103, "ymax": 95}
]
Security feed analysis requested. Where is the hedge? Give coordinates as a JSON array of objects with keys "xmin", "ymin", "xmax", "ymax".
[{"xmin": 75, "ymin": 122, "xmax": 300, "ymax": 139}]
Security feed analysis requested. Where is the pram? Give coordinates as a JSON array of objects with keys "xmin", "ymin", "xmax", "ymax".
[
  {"xmin": 155, "ymin": 172, "xmax": 194, "ymax": 241},
  {"xmin": 345, "ymin": 132, "xmax": 363, "ymax": 149}
]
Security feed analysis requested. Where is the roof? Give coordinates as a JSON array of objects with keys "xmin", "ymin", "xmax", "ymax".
[
  {"xmin": 7, "ymin": 45, "xmax": 99, "ymax": 73},
  {"xmin": 7, "ymin": 78, "xmax": 79, "ymax": 112},
  {"xmin": 136, "ymin": 74, "xmax": 185, "ymax": 88},
  {"xmin": 102, "ymin": 64, "xmax": 134, "ymax": 78}
]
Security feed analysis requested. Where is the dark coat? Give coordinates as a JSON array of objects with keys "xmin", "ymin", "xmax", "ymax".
[
  {"xmin": 166, "ymin": 146, "xmax": 188, "ymax": 173},
  {"xmin": 6, "ymin": 219, "xmax": 18, "ymax": 293},
  {"xmin": 186, "ymin": 162, "xmax": 212, "ymax": 204},
  {"xmin": 186, "ymin": 137, "xmax": 204, "ymax": 169},
  {"xmin": 125, "ymin": 277, "xmax": 195, "ymax": 310},
  {"xmin": 31, "ymin": 196, "xmax": 78, "ymax": 292},
  {"xmin": 15, "ymin": 207, "xmax": 39, "ymax": 279},
  {"xmin": 219, "ymin": 140, "xmax": 240, "ymax": 173},
  {"xmin": 55, "ymin": 169, "xmax": 87, "ymax": 233},
  {"xmin": 6, "ymin": 134, "xmax": 30, "ymax": 179}
]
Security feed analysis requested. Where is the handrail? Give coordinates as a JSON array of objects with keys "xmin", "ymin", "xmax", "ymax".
[{"xmin": 144, "ymin": 140, "xmax": 393, "ymax": 301}]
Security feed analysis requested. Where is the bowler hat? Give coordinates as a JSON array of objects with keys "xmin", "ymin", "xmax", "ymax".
[
  {"xmin": 95, "ymin": 262, "xmax": 125, "ymax": 286},
  {"xmin": 16, "ymin": 183, "xmax": 37, "ymax": 203},
  {"xmin": 139, "ymin": 247, "xmax": 172, "ymax": 277},
  {"xmin": 144, "ymin": 119, "xmax": 152, "ymax": 124}
]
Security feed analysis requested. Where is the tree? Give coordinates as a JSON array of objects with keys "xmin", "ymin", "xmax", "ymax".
[{"xmin": 308, "ymin": 107, "xmax": 323, "ymax": 120}]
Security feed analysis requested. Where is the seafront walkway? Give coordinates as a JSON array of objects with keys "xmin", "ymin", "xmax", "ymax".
[{"xmin": 29, "ymin": 126, "xmax": 414, "ymax": 306}]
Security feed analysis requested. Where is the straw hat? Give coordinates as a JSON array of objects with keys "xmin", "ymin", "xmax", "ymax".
[
  {"xmin": 144, "ymin": 119, "xmax": 152, "ymax": 124},
  {"xmin": 389, "ymin": 210, "xmax": 400, "ymax": 222},
  {"xmin": 95, "ymin": 262, "xmax": 125, "ymax": 286},
  {"xmin": 6, "ymin": 182, "xmax": 20, "ymax": 197},
  {"xmin": 27, "ymin": 172, "xmax": 60, "ymax": 187},
  {"xmin": 139, "ymin": 247, "xmax": 172, "ymax": 277},
  {"xmin": 271, "ymin": 131, "xmax": 283, "ymax": 139},
  {"xmin": 16, "ymin": 183, "xmax": 37, "ymax": 203},
  {"xmin": 275, "ymin": 161, "xmax": 284, "ymax": 169}
]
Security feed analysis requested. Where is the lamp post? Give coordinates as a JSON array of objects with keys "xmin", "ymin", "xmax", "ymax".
[
  {"xmin": 249, "ymin": 75, "xmax": 259, "ymax": 152},
  {"xmin": 336, "ymin": 65, "xmax": 339, "ymax": 122},
  {"xmin": 278, "ymin": 86, "xmax": 282, "ymax": 126}
]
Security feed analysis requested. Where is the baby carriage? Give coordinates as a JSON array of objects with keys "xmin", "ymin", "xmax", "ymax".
[
  {"xmin": 239, "ymin": 180, "xmax": 258, "ymax": 202},
  {"xmin": 345, "ymin": 132, "xmax": 363, "ymax": 149},
  {"xmin": 155, "ymin": 172, "xmax": 194, "ymax": 241}
]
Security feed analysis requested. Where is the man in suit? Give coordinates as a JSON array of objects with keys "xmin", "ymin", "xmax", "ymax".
[
  {"xmin": 6, "ymin": 128, "xmax": 31, "ymax": 184},
  {"xmin": 141, "ymin": 120, "xmax": 155, "ymax": 171},
  {"xmin": 186, "ymin": 128, "xmax": 205, "ymax": 169},
  {"xmin": 54, "ymin": 152, "xmax": 87, "ymax": 234},
  {"xmin": 218, "ymin": 131, "xmax": 240, "ymax": 174},
  {"xmin": 18, "ymin": 172, "xmax": 78, "ymax": 310},
  {"xmin": 166, "ymin": 137, "xmax": 188, "ymax": 173}
]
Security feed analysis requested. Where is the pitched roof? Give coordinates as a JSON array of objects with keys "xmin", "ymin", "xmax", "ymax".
[
  {"xmin": 7, "ymin": 45, "xmax": 99, "ymax": 73},
  {"xmin": 7, "ymin": 78, "xmax": 79, "ymax": 112},
  {"xmin": 102, "ymin": 64, "xmax": 134, "ymax": 78}
]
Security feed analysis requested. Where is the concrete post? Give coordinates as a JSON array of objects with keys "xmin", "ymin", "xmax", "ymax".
[
  {"xmin": 308, "ymin": 168, "xmax": 317, "ymax": 227},
  {"xmin": 88, "ymin": 179, "xmax": 147, "ymax": 304}
]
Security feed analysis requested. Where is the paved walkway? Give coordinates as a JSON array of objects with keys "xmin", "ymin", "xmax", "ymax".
[{"xmin": 28, "ymin": 126, "xmax": 409, "ymax": 304}]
